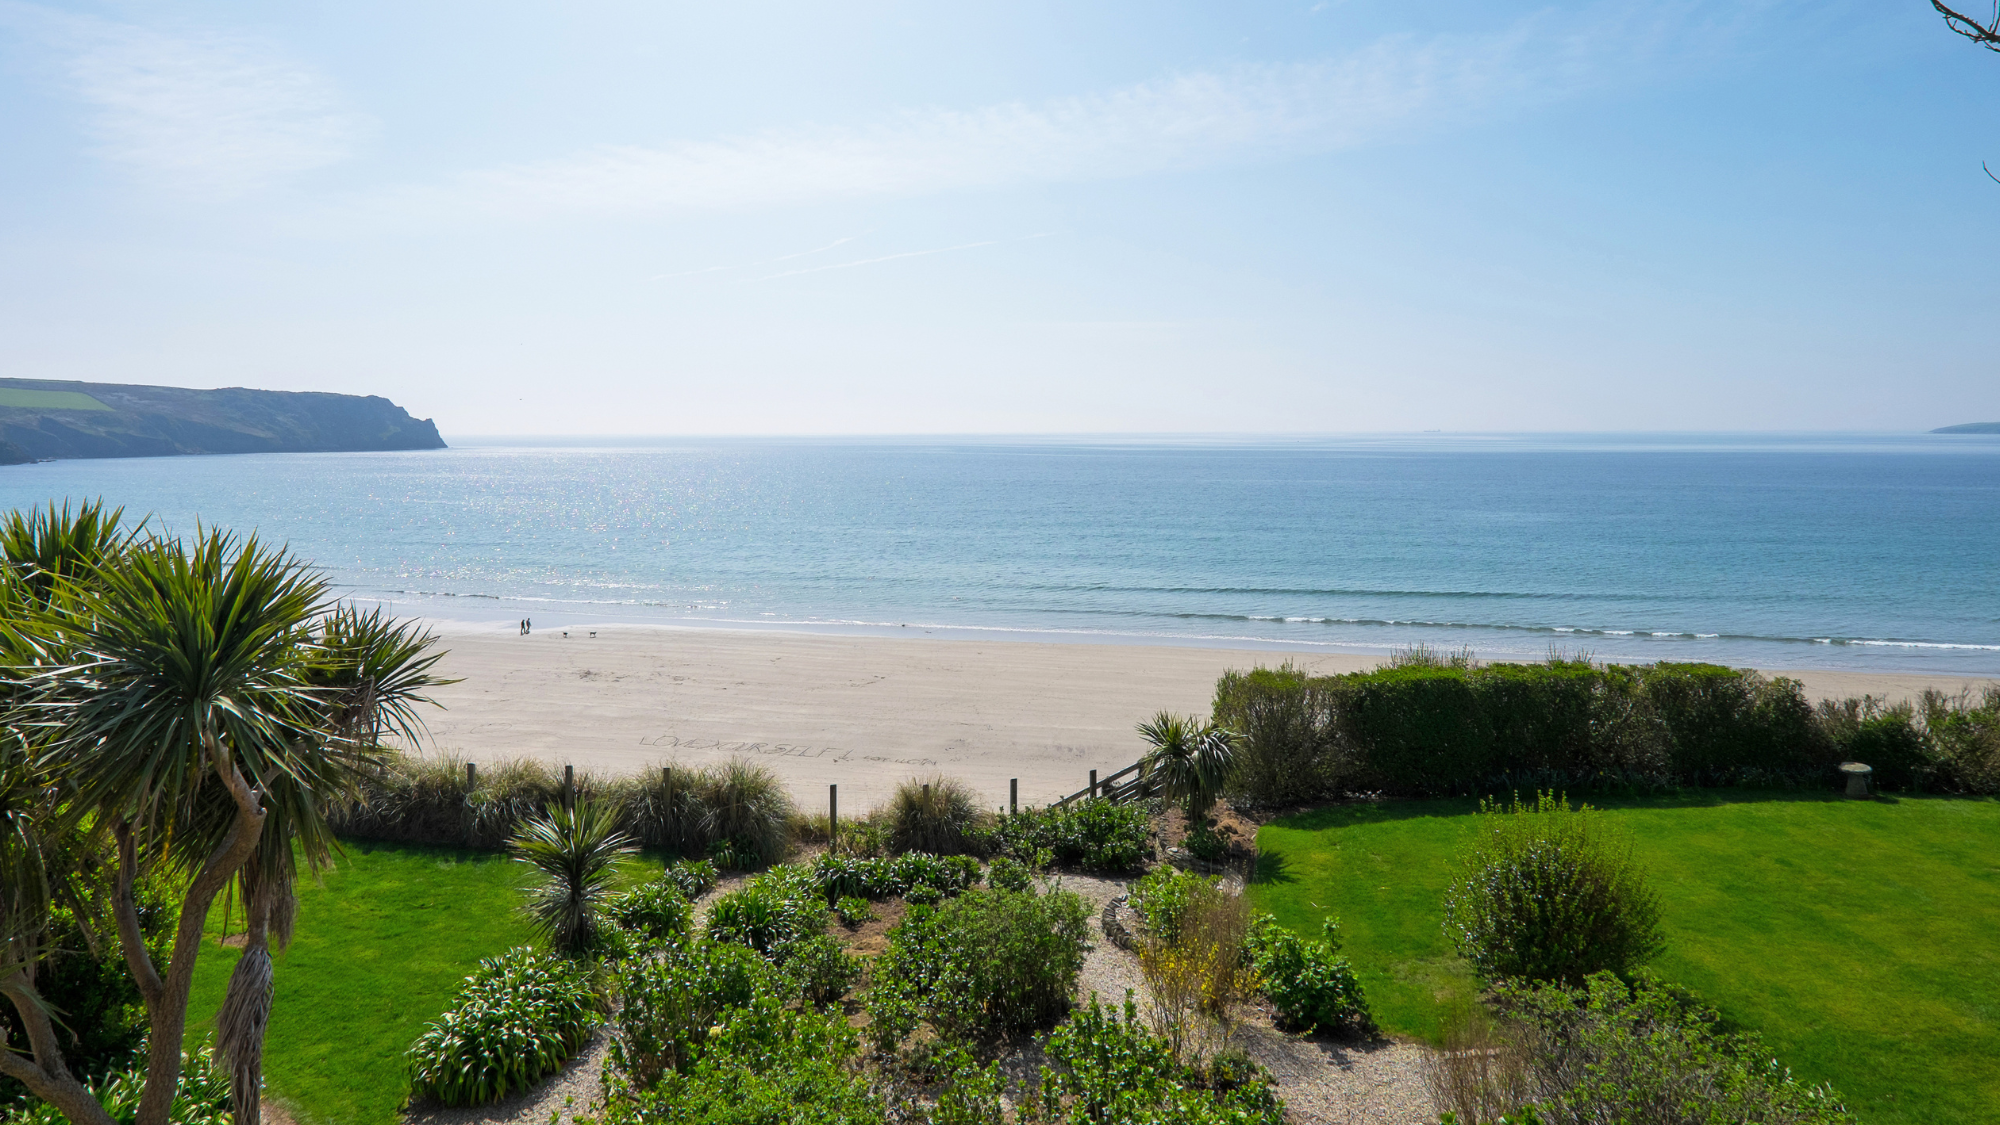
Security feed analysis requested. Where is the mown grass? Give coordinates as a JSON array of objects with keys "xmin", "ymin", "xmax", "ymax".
[
  {"xmin": 1250, "ymin": 792, "xmax": 2000, "ymax": 1125},
  {"xmin": 186, "ymin": 842, "xmax": 655, "ymax": 1125}
]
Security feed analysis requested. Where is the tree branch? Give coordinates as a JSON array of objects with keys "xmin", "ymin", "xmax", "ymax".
[
  {"xmin": 1934, "ymin": 1, "xmax": 2000, "ymax": 50},
  {"xmin": 2, "ymin": 970, "xmax": 119, "ymax": 1125},
  {"xmin": 110, "ymin": 821, "xmax": 164, "ymax": 1009},
  {"xmin": 135, "ymin": 729, "xmax": 268, "ymax": 1125}
]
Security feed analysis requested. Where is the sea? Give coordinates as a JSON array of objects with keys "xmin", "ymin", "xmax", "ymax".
[{"xmin": 0, "ymin": 433, "xmax": 1995, "ymax": 675}]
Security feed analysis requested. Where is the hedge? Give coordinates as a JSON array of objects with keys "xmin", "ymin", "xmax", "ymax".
[{"xmin": 1214, "ymin": 661, "xmax": 2000, "ymax": 803}]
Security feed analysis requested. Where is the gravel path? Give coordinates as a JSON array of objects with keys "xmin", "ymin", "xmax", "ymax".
[{"xmin": 1058, "ymin": 871, "xmax": 1435, "ymax": 1125}]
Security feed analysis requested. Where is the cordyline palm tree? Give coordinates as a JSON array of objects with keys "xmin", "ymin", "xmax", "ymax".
[
  {"xmin": 0, "ymin": 519, "xmax": 446, "ymax": 1125},
  {"xmin": 510, "ymin": 800, "xmax": 635, "ymax": 957},
  {"xmin": 1136, "ymin": 712, "xmax": 1239, "ymax": 825}
]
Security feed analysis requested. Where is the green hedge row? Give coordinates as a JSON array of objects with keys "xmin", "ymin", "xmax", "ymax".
[{"xmin": 1214, "ymin": 660, "xmax": 2000, "ymax": 802}]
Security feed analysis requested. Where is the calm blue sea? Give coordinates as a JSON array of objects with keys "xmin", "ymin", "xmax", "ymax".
[{"xmin": 1, "ymin": 433, "xmax": 1996, "ymax": 674}]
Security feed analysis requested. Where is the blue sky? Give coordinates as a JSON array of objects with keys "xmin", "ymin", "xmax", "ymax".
[{"xmin": 0, "ymin": 1, "xmax": 1995, "ymax": 435}]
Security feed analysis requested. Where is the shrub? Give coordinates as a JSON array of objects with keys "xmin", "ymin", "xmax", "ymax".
[
  {"xmin": 599, "ymin": 991, "xmax": 882, "ymax": 1125},
  {"xmin": 406, "ymin": 948, "xmax": 599, "ymax": 1106},
  {"xmin": 809, "ymin": 851, "xmax": 982, "ymax": 902},
  {"xmin": 705, "ymin": 866, "xmax": 829, "ymax": 963},
  {"xmin": 1441, "ymin": 793, "xmax": 1663, "ymax": 985},
  {"xmin": 1212, "ymin": 665, "xmax": 1346, "ymax": 807},
  {"xmin": 1186, "ymin": 823, "xmax": 1231, "ymax": 862},
  {"xmin": 660, "ymin": 857, "xmax": 720, "ymax": 900},
  {"xmin": 885, "ymin": 774, "xmax": 987, "ymax": 855},
  {"xmin": 1471, "ymin": 972, "xmax": 1858, "ymax": 1125},
  {"xmin": 609, "ymin": 940, "xmax": 770, "ymax": 1087},
  {"xmin": 891, "ymin": 852, "xmax": 983, "ymax": 897},
  {"xmin": 783, "ymin": 933, "xmax": 865, "ymax": 1006},
  {"xmin": 1244, "ymin": 914, "xmax": 1371, "ymax": 1034},
  {"xmin": 604, "ymin": 880, "xmax": 693, "ymax": 943},
  {"xmin": 509, "ymin": 800, "xmax": 636, "ymax": 957},
  {"xmin": 985, "ymin": 856, "xmax": 1033, "ymax": 893},
  {"xmin": 1128, "ymin": 866, "xmax": 1216, "ymax": 945},
  {"xmin": 1922, "ymin": 686, "xmax": 2000, "ymax": 793},
  {"xmin": 984, "ymin": 800, "xmax": 1151, "ymax": 872},
  {"xmin": 1023, "ymin": 997, "xmax": 1286, "ymax": 1125},
  {"xmin": 1137, "ymin": 887, "xmax": 1260, "ymax": 1062},
  {"xmin": 832, "ymin": 816, "xmax": 891, "ymax": 858},
  {"xmin": 834, "ymin": 895, "xmax": 874, "ymax": 926},
  {"xmin": 0, "ymin": 1039, "xmax": 232, "ymax": 1125},
  {"xmin": 867, "ymin": 884, "xmax": 1091, "ymax": 1048}
]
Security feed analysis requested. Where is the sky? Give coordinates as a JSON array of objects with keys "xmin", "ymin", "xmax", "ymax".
[{"xmin": 0, "ymin": 1, "xmax": 1996, "ymax": 437}]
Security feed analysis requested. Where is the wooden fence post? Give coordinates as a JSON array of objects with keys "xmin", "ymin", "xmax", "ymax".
[
  {"xmin": 465, "ymin": 762, "xmax": 476, "ymax": 789},
  {"xmin": 1009, "ymin": 778, "xmax": 1018, "ymax": 816},
  {"xmin": 564, "ymin": 764, "xmax": 575, "ymax": 807},
  {"xmin": 830, "ymin": 784, "xmax": 839, "ymax": 849},
  {"xmin": 1089, "ymin": 769, "xmax": 1098, "ymax": 799}
]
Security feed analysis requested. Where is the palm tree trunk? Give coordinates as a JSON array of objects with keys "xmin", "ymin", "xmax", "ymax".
[
  {"xmin": 217, "ymin": 910, "xmax": 273, "ymax": 1125},
  {"xmin": 131, "ymin": 733, "xmax": 268, "ymax": 1125},
  {"xmin": 218, "ymin": 856, "xmax": 290, "ymax": 1125}
]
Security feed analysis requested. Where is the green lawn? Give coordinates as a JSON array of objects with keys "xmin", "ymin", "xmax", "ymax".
[
  {"xmin": 1250, "ymin": 792, "xmax": 2000, "ymax": 1125},
  {"xmin": 0, "ymin": 388, "xmax": 108, "ymax": 411},
  {"xmin": 186, "ymin": 842, "xmax": 653, "ymax": 1125}
]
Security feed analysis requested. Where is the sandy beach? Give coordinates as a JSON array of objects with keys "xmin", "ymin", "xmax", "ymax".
[{"xmin": 411, "ymin": 623, "xmax": 1998, "ymax": 813}]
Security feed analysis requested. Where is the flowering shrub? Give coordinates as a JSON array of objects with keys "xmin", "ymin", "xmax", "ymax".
[{"xmin": 406, "ymin": 948, "xmax": 599, "ymax": 1106}]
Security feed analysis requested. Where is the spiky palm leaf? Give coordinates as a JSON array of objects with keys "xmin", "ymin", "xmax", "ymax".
[
  {"xmin": 0, "ymin": 499, "xmax": 136, "ymax": 609},
  {"xmin": 510, "ymin": 801, "xmax": 635, "ymax": 957},
  {"xmin": 18, "ymin": 526, "xmax": 448, "ymax": 1125},
  {"xmin": 1136, "ymin": 712, "xmax": 1239, "ymax": 824}
]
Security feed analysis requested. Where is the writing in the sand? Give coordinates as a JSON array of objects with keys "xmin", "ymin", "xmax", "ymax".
[{"xmin": 639, "ymin": 734, "xmax": 936, "ymax": 768}]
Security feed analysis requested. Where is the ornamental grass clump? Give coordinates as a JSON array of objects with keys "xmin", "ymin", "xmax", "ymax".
[
  {"xmin": 693, "ymin": 759, "xmax": 796, "ymax": 867},
  {"xmin": 885, "ymin": 774, "xmax": 986, "ymax": 856},
  {"xmin": 406, "ymin": 948, "xmax": 599, "ymax": 1107},
  {"xmin": 510, "ymin": 800, "xmax": 636, "ymax": 957},
  {"xmin": 1441, "ymin": 792, "xmax": 1662, "ymax": 985}
]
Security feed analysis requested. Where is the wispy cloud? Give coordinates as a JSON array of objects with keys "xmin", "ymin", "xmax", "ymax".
[
  {"xmin": 367, "ymin": 5, "xmax": 1708, "ymax": 223},
  {"xmin": 748, "ymin": 236, "xmax": 1044, "ymax": 283},
  {"xmin": 649, "ymin": 236, "xmax": 860, "ymax": 280},
  {"xmin": 4, "ymin": 4, "xmax": 368, "ymax": 198}
]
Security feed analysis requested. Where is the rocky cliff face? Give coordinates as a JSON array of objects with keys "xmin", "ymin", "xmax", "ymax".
[{"xmin": 0, "ymin": 379, "xmax": 447, "ymax": 464}]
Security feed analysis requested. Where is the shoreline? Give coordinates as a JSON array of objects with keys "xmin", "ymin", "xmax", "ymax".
[{"xmin": 413, "ymin": 621, "xmax": 1997, "ymax": 812}]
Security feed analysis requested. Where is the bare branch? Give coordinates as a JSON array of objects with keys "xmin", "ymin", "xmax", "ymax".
[{"xmin": 1934, "ymin": 1, "xmax": 2000, "ymax": 50}]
